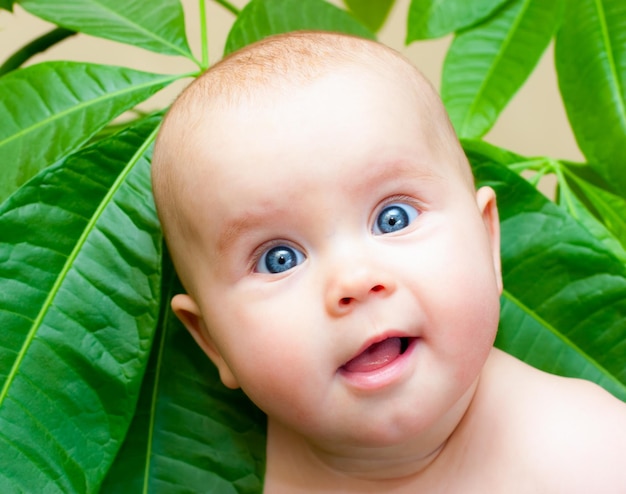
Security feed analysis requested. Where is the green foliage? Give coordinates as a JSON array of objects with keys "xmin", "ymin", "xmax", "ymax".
[
  {"xmin": 224, "ymin": 0, "xmax": 374, "ymax": 55},
  {"xmin": 406, "ymin": 0, "xmax": 508, "ymax": 40},
  {"xmin": 442, "ymin": 0, "xmax": 563, "ymax": 138},
  {"xmin": 0, "ymin": 0, "xmax": 624, "ymax": 491},
  {"xmin": 100, "ymin": 262, "xmax": 266, "ymax": 492},
  {"xmin": 0, "ymin": 0, "xmax": 15, "ymax": 12},
  {"xmin": 342, "ymin": 0, "xmax": 395, "ymax": 33},
  {"xmin": 19, "ymin": 0, "xmax": 196, "ymax": 61},
  {"xmin": 0, "ymin": 62, "xmax": 181, "ymax": 201},
  {"xmin": 0, "ymin": 115, "xmax": 162, "ymax": 491},
  {"xmin": 555, "ymin": 0, "xmax": 626, "ymax": 196},
  {"xmin": 466, "ymin": 140, "xmax": 626, "ymax": 401}
]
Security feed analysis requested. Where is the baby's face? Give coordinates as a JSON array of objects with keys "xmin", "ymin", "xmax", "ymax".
[{"xmin": 173, "ymin": 65, "xmax": 502, "ymax": 448}]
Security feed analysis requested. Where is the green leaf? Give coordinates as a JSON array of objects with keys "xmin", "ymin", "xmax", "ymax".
[
  {"xmin": 406, "ymin": 0, "xmax": 509, "ymax": 41},
  {"xmin": 0, "ymin": 0, "xmax": 15, "ymax": 12},
  {"xmin": 102, "ymin": 263, "xmax": 266, "ymax": 493},
  {"xmin": 19, "ymin": 0, "xmax": 195, "ymax": 60},
  {"xmin": 555, "ymin": 0, "xmax": 626, "ymax": 196},
  {"xmin": 343, "ymin": 0, "xmax": 395, "ymax": 33},
  {"xmin": 0, "ymin": 116, "xmax": 163, "ymax": 492},
  {"xmin": 224, "ymin": 0, "xmax": 375, "ymax": 56},
  {"xmin": 560, "ymin": 162, "xmax": 626, "ymax": 258},
  {"xmin": 0, "ymin": 28, "xmax": 77, "ymax": 77},
  {"xmin": 442, "ymin": 0, "xmax": 562, "ymax": 139},
  {"xmin": 557, "ymin": 170, "xmax": 626, "ymax": 264},
  {"xmin": 0, "ymin": 61, "xmax": 181, "ymax": 203},
  {"xmin": 464, "ymin": 140, "xmax": 626, "ymax": 401}
]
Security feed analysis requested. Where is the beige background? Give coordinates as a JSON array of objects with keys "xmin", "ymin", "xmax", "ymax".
[{"xmin": 0, "ymin": 0, "xmax": 583, "ymax": 164}]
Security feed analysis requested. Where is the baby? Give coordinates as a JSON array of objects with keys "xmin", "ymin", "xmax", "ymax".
[{"xmin": 151, "ymin": 31, "xmax": 626, "ymax": 492}]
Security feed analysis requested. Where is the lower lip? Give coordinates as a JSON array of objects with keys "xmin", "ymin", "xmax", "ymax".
[{"xmin": 338, "ymin": 338, "xmax": 418, "ymax": 391}]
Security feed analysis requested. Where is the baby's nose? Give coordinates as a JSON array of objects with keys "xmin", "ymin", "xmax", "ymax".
[{"xmin": 325, "ymin": 265, "xmax": 396, "ymax": 316}]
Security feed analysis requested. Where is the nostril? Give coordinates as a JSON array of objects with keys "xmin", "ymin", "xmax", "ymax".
[
  {"xmin": 339, "ymin": 297, "xmax": 352, "ymax": 306},
  {"xmin": 371, "ymin": 285, "xmax": 384, "ymax": 293}
]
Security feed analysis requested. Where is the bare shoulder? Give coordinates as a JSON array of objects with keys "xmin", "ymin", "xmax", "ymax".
[{"xmin": 481, "ymin": 349, "xmax": 626, "ymax": 491}]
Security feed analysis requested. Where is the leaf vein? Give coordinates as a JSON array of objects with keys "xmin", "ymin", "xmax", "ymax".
[{"xmin": 502, "ymin": 288, "xmax": 625, "ymax": 393}]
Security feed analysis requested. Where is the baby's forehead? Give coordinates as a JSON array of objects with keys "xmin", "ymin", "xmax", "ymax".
[
  {"xmin": 154, "ymin": 33, "xmax": 473, "ymax": 218},
  {"xmin": 162, "ymin": 72, "xmax": 466, "ymax": 196},
  {"xmin": 177, "ymin": 35, "xmax": 431, "ymax": 111}
]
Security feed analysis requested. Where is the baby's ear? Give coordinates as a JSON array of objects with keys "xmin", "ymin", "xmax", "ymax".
[
  {"xmin": 171, "ymin": 294, "xmax": 240, "ymax": 389},
  {"xmin": 476, "ymin": 186, "xmax": 503, "ymax": 294}
]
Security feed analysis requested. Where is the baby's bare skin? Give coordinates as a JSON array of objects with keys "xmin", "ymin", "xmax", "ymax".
[
  {"xmin": 151, "ymin": 32, "xmax": 626, "ymax": 493},
  {"xmin": 266, "ymin": 349, "xmax": 626, "ymax": 493}
]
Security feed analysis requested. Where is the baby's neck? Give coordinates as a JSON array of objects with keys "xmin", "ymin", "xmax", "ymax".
[{"xmin": 264, "ymin": 380, "xmax": 479, "ymax": 492}]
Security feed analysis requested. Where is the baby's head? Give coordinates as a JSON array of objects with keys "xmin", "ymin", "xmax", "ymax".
[{"xmin": 152, "ymin": 31, "xmax": 502, "ymax": 448}]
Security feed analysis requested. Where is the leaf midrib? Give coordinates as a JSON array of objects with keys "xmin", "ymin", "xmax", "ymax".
[
  {"xmin": 141, "ymin": 287, "xmax": 173, "ymax": 493},
  {"xmin": 84, "ymin": 0, "xmax": 190, "ymax": 58},
  {"xmin": 459, "ymin": 0, "xmax": 532, "ymax": 136},
  {"xmin": 24, "ymin": 0, "xmax": 195, "ymax": 62},
  {"xmin": 0, "ymin": 69, "xmax": 180, "ymax": 150},
  {"xmin": 592, "ymin": 0, "xmax": 626, "ymax": 132},
  {"xmin": 0, "ymin": 125, "xmax": 161, "ymax": 409},
  {"xmin": 502, "ymin": 288, "xmax": 626, "ymax": 394},
  {"xmin": 572, "ymin": 175, "xmax": 626, "ymax": 241}
]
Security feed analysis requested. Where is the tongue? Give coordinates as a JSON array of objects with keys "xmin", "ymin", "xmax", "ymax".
[{"xmin": 343, "ymin": 337, "xmax": 402, "ymax": 373}]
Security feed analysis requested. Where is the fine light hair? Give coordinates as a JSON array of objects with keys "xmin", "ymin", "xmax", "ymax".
[{"xmin": 152, "ymin": 31, "xmax": 472, "ymax": 288}]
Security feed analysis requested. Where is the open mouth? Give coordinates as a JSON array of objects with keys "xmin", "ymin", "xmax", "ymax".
[{"xmin": 341, "ymin": 336, "xmax": 413, "ymax": 374}]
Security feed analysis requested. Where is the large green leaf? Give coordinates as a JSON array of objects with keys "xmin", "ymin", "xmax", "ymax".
[
  {"xmin": 19, "ymin": 0, "xmax": 195, "ymax": 59},
  {"xmin": 560, "ymin": 164, "xmax": 626, "ymax": 256},
  {"xmin": 102, "ymin": 263, "xmax": 266, "ymax": 493},
  {"xmin": 343, "ymin": 0, "xmax": 395, "ymax": 33},
  {"xmin": 464, "ymin": 140, "xmax": 626, "ymax": 401},
  {"xmin": 442, "ymin": 0, "xmax": 562, "ymax": 139},
  {"xmin": 555, "ymin": 0, "xmax": 626, "ymax": 196},
  {"xmin": 0, "ymin": 61, "xmax": 181, "ymax": 202},
  {"xmin": 0, "ymin": 116, "xmax": 163, "ymax": 492},
  {"xmin": 406, "ymin": 0, "xmax": 509, "ymax": 41},
  {"xmin": 224, "ymin": 0, "xmax": 375, "ymax": 56}
]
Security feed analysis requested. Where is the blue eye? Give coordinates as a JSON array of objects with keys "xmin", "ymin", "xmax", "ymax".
[
  {"xmin": 257, "ymin": 245, "xmax": 305, "ymax": 274},
  {"xmin": 374, "ymin": 203, "xmax": 418, "ymax": 234}
]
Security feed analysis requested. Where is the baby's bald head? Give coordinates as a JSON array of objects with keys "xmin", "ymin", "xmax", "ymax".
[{"xmin": 151, "ymin": 31, "xmax": 471, "ymax": 290}]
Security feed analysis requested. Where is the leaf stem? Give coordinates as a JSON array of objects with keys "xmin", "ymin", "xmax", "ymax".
[
  {"xmin": 199, "ymin": 0, "xmax": 209, "ymax": 69},
  {"xmin": 213, "ymin": 0, "xmax": 240, "ymax": 16},
  {"xmin": 0, "ymin": 27, "xmax": 76, "ymax": 76},
  {"xmin": 553, "ymin": 161, "xmax": 578, "ymax": 218},
  {"xmin": 527, "ymin": 165, "xmax": 550, "ymax": 188},
  {"xmin": 507, "ymin": 158, "xmax": 550, "ymax": 173}
]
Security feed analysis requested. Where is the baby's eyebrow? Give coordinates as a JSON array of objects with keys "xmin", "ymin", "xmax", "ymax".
[
  {"xmin": 215, "ymin": 204, "xmax": 289, "ymax": 255},
  {"xmin": 359, "ymin": 159, "xmax": 443, "ymax": 191},
  {"xmin": 213, "ymin": 161, "xmax": 441, "ymax": 254},
  {"xmin": 215, "ymin": 213, "xmax": 259, "ymax": 255}
]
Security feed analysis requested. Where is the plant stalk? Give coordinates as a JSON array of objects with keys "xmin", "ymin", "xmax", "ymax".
[{"xmin": 199, "ymin": 0, "xmax": 209, "ymax": 69}]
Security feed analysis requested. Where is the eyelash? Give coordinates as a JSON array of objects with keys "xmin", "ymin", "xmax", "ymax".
[
  {"xmin": 372, "ymin": 195, "xmax": 422, "ymax": 229},
  {"xmin": 251, "ymin": 239, "xmax": 306, "ymax": 274},
  {"xmin": 377, "ymin": 194, "xmax": 421, "ymax": 211},
  {"xmin": 250, "ymin": 195, "xmax": 422, "ymax": 274}
]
